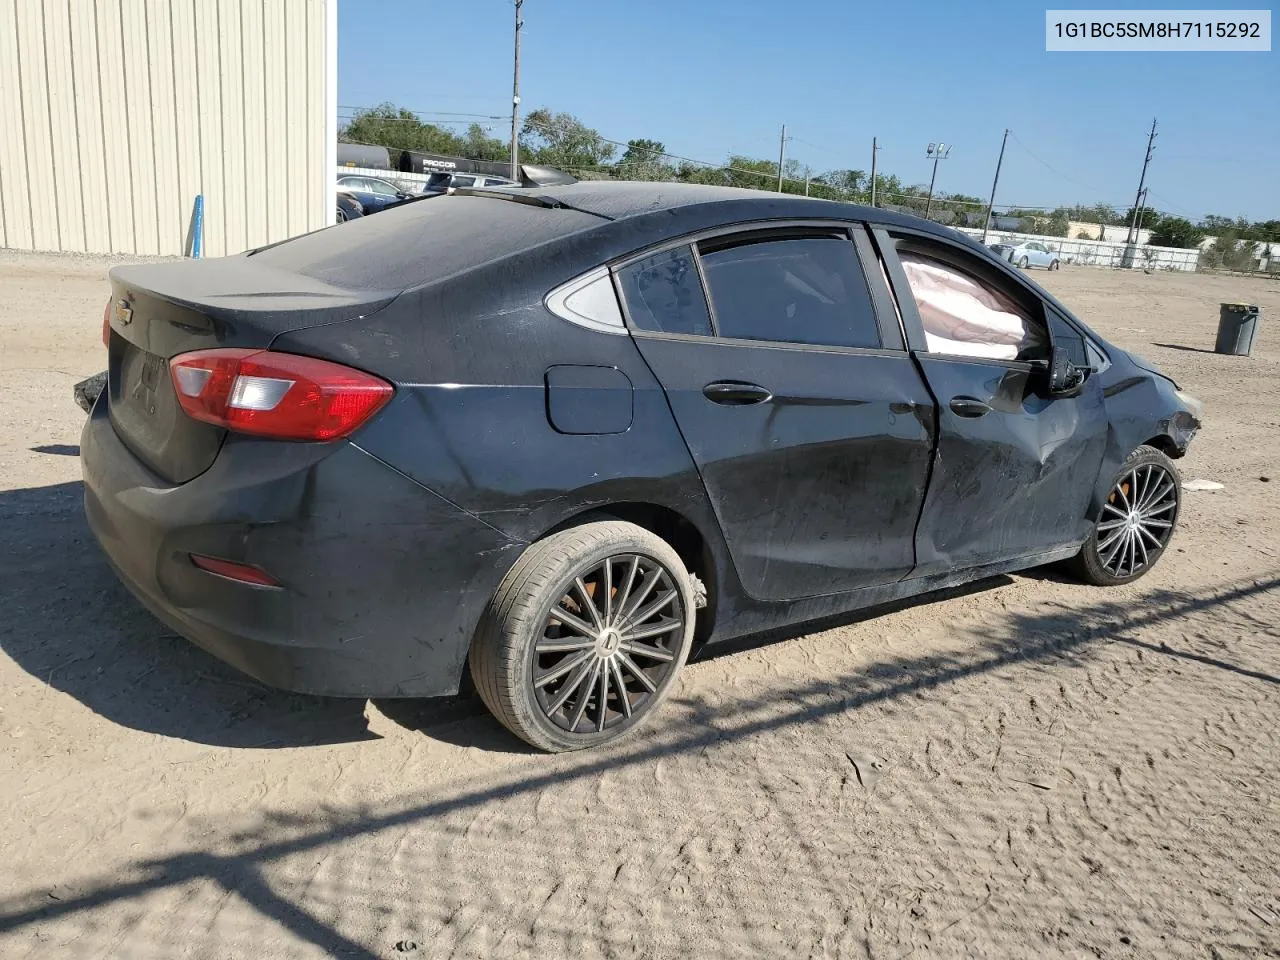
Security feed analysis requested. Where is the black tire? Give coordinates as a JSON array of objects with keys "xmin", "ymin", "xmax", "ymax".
[
  {"xmin": 470, "ymin": 520, "xmax": 696, "ymax": 752},
  {"xmin": 1018, "ymin": 256, "xmax": 1029, "ymax": 269},
  {"xmin": 336, "ymin": 207, "xmax": 347, "ymax": 223},
  {"xmin": 1064, "ymin": 445, "xmax": 1182, "ymax": 586},
  {"xmin": 1049, "ymin": 259, "xmax": 1060, "ymax": 271}
]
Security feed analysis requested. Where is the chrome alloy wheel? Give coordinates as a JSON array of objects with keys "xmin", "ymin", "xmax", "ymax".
[
  {"xmin": 531, "ymin": 554, "xmax": 686, "ymax": 735},
  {"xmin": 1095, "ymin": 463, "xmax": 1178, "ymax": 578}
]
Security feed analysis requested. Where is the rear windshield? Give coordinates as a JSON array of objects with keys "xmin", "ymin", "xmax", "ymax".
[{"xmin": 251, "ymin": 195, "xmax": 601, "ymax": 291}]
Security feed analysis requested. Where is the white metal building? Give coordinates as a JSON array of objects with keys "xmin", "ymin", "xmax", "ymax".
[{"xmin": 0, "ymin": 0, "xmax": 336, "ymax": 258}]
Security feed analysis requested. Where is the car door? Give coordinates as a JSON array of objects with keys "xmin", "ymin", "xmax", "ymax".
[
  {"xmin": 874, "ymin": 227, "xmax": 1109, "ymax": 574},
  {"xmin": 614, "ymin": 224, "xmax": 936, "ymax": 602},
  {"xmin": 337, "ymin": 176, "xmax": 384, "ymax": 212},
  {"xmin": 357, "ymin": 178, "xmax": 401, "ymax": 212}
]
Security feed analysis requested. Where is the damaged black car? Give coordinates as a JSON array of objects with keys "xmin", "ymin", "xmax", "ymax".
[{"xmin": 81, "ymin": 182, "xmax": 1202, "ymax": 751}]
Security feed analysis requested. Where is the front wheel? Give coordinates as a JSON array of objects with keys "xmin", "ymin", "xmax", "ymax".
[
  {"xmin": 470, "ymin": 521, "xmax": 696, "ymax": 752},
  {"xmin": 1049, "ymin": 259, "xmax": 1060, "ymax": 271},
  {"xmin": 1065, "ymin": 446, "xmax": 1181, "ymax": 586}
]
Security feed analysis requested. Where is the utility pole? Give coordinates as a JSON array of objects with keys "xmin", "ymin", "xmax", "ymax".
[
  {"xmin": 869, "ymin": 136, "xmax": 879, "ymax": 207},
  {"xmin": 804, "ymin": 166, "xmax": 811, "ymax": 197},
  {"xmin": 981, "ymin": 129, "xmax": 1009, "ymax": 244},
  {"xmin": 1126, "ymin": 118, "xmax": 1157, "ymax": 244},
  {"xmin": 923, "ymin": 141, "xmax": 951, "ymax": 219},
  {"xmin": 1135, "ymin": 187, "xmax": 1150, "ymax": 234},
  {"xmin": 509, "ymin": 0, "xmax": 523, "ymax": 182},
  {"xmin": 776, "ymin": 124, "xmax": 787, "ymax": 192}
]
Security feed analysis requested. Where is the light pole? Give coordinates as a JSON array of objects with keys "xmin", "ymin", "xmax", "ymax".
[{"xmin": 923, "ymin": 141, "xmax": 951, "ymax": 219}]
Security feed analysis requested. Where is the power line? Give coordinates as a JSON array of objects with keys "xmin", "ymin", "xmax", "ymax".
[
  {"xmin": 1145, "ymin": 189, "xmax": 1197, "ymax": 219},
  {"xmin": 338, "ymin": 105, "xmax": 505, "ymax": 118},
  {"xmin": 1007, "ymin": 131, "xmax": 1110, "ymax": 196},
  {"xmin": 338, "ymin": 108, "xmax": 1203, "ymax": 217},
  {"xmin": 338, "ymin": 115, "xmax": 505, "ymax": 126},
  {"xmin": 790, "ymin": 136, "xmax": 838, "ymax": 154}
]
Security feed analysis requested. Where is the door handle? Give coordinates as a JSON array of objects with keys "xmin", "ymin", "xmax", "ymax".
[
  {"xmin": 949, "ymin": 396, "xmax": 992, "ymax": 418},
  {"xmin": 703, "ymin": 381, "xmax": 772, "ymax": 405}
]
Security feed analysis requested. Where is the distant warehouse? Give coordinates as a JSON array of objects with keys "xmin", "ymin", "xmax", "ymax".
[{"xmin": 0, "ymin": 0, "xmax": 336, "ymax": 258}]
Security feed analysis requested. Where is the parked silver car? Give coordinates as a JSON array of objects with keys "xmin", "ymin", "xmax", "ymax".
[{"xmin": 990, "ymin": 241, "xmax": 1060, "ymax": 270}]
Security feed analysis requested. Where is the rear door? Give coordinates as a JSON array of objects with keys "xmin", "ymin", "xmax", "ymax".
[
  {"xmin": 615, "ymin": 224, "xmax": 936, "ymax": 602},
  {"xmin": 875, "ymin": 227, "xmax": 1108, "ymax": 573}
]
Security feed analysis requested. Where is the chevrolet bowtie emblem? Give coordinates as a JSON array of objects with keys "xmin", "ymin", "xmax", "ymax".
[{"xmin": 114, "ymin": 299, "xmax": 133, "ymax": 326}]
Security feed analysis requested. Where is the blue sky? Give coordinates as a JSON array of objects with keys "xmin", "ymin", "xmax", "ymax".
[{"xmin": 339, "ymin": 0, "xmax": 1279, "ymax": 220}]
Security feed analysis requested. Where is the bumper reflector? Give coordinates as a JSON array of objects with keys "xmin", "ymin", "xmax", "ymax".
[{"xmin": 189, "ymin": 554, "xmax": 281, "ymax": 587}]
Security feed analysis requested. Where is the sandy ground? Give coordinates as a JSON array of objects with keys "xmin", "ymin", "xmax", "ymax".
[{"xmin": 0, "ymin": 249, "xmax": 1277, "ymax": 960}]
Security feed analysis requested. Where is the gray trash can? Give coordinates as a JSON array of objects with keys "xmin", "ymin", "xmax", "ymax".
[{"xmin": 1215, "ymin": 303, "xmax": 1260, "ymax": 356}]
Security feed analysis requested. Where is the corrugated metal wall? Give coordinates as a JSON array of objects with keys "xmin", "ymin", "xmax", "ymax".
[{"xmin": 0, "ymin": 0, "xmax": 336, "ymax": 258}]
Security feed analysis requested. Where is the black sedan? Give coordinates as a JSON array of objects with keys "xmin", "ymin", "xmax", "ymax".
[{"xmin": 83, "ymin": 183, "xmax": 1202, "ymax": 751}]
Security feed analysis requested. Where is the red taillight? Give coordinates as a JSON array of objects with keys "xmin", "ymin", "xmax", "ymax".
[
  {"xmin": 102, "ymin": 300, "xmax": 111, "ymax": 346},
  {"xmin": 190, "ymin": 554, "xmax": 281, "ymax": 587},
  {"xmin": 168, "ymin": 349, "xmax": 393, "ymax": 441}
]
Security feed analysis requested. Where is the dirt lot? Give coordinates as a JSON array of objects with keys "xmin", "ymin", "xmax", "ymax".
[{"xmin": 0, "ymin": 249, "xmax": 1277, "ymax": 959}]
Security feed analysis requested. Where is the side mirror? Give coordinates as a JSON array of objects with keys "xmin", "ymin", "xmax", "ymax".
[{"xmin": 1048, "ymin": 349, "xmax": 1089, "ymax": 397}]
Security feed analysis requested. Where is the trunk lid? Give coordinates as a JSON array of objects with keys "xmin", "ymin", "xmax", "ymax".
[{"xmin": 105, "ymin": 256, "xmax": 397, "ymax": 483}]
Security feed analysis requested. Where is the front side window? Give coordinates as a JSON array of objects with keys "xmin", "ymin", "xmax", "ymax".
[
  {"xmin": 368, "ymin": 179, "xmax": 400, "ymax": 196},
  {"xmin": 899, "ymin": 250, "xmax": 1048, "ymax": 362},
  {"xmin": 616, "ymin": 245, "xmax": 713, "ymax": 337},
  {"xmin": 698, "ymin": 235, "xmax": 881, "ymax": 348}
]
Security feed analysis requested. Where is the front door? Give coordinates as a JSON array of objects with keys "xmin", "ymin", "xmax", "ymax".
[
  {"xmin": 614, "ymin": 228, "xmax": 935, "ymax": 602},
  {"xmin": 878, "ymin": 229, "xmax": 1109, "ymax": 574}
]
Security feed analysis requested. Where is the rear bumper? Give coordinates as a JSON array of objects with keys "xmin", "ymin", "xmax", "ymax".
[{"xmin": 80, "ymin": 395, "xmax": 522, "ymax": 697}]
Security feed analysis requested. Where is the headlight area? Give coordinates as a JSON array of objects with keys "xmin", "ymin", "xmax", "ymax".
[
  {"xmin": 1169, "ymin": 392, "xmax": 1203, "ymax": 452},
  {"xmin": 1175, "ymin": 390, "xmax": 1204, "ymax": 424}
]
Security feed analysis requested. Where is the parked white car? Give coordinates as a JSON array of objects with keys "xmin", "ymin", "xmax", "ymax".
[{"xmin": 989, "ymin": 241, "xmax": 1061, "ymax": 270}]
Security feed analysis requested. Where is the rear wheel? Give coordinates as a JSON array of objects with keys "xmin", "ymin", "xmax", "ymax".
[
  {"xmin": 1018, "ymin": 255, "xmax": 1030, "ymax": 268},
  {"xmin": 336, "ymin": 206, "xmax": 347, "ymax": 223},
  {"xmin": 470, "ymin": 521, "xmax": 695, "ymax": 752},
  {"xmin": 1065, "ymin": 446, "xmax": 1181, "ymax": 586}
]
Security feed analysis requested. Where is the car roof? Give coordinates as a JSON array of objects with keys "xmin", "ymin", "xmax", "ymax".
[
  {"xmin": 502, "ymin": 180, "xmax": 848, "ymax": 219},
  {"xmin": 253, "ymin": 180, "xmax": 989, "ymax": 293}
]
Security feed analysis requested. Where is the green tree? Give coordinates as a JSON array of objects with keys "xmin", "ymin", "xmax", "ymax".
[
  {"xmin": 615, "ymin": 139, "xmax": 675, "ymax": 181},
  {"xmin": 620, "ymin": 139, "xmax": 666, "ymax": 165},
  {"xmin": 520, "ymin": 109, "xmax": 615, "ymax": 170},
  {"xmin": 340, "ymin": 102, "xmax": 466, "ymax": 156},
  {"xmin": 461, "ymin": 123, "xmax": 509, "ymax": 163},
  {"xmin": 1042, "ymin": 210, "xmax": 1070, "ymax": 237},
  {"xmin": 1148, "ymin": 217, "xmax": 1203, "ymax": 249}
]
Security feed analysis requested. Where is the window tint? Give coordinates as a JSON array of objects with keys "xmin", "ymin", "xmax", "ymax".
[
  {"xmin": 698, "ymin": 236, "xmax": 880, "ymax": 348},
  {"xmin": 899, "ymin": 250, "xmax": 1049, "ymax": 362},
  {"xmin": 451, "ymin": 175, "xmax": 477, "ymax": 188},
  {"xmin": 616, "ymin": 245, "xmax": 713, "ymax": 337}
]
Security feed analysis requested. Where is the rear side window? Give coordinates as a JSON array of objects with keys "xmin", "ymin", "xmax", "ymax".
[
  {"xmin": 698, "ymin": 236, "xmax": 881, "ymax": 348},
  {"xmin": 616, "ymin": 245, "xmax": 713, "ymax": 337}
]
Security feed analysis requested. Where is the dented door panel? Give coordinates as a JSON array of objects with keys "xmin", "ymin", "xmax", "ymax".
[
  {"xmin": 910, "ymin": 356, "xmax": 1108, "ymax": 573},
  {"xmin": 632, "ymin": 335, "xmax": 935, "ymax": 602}
]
